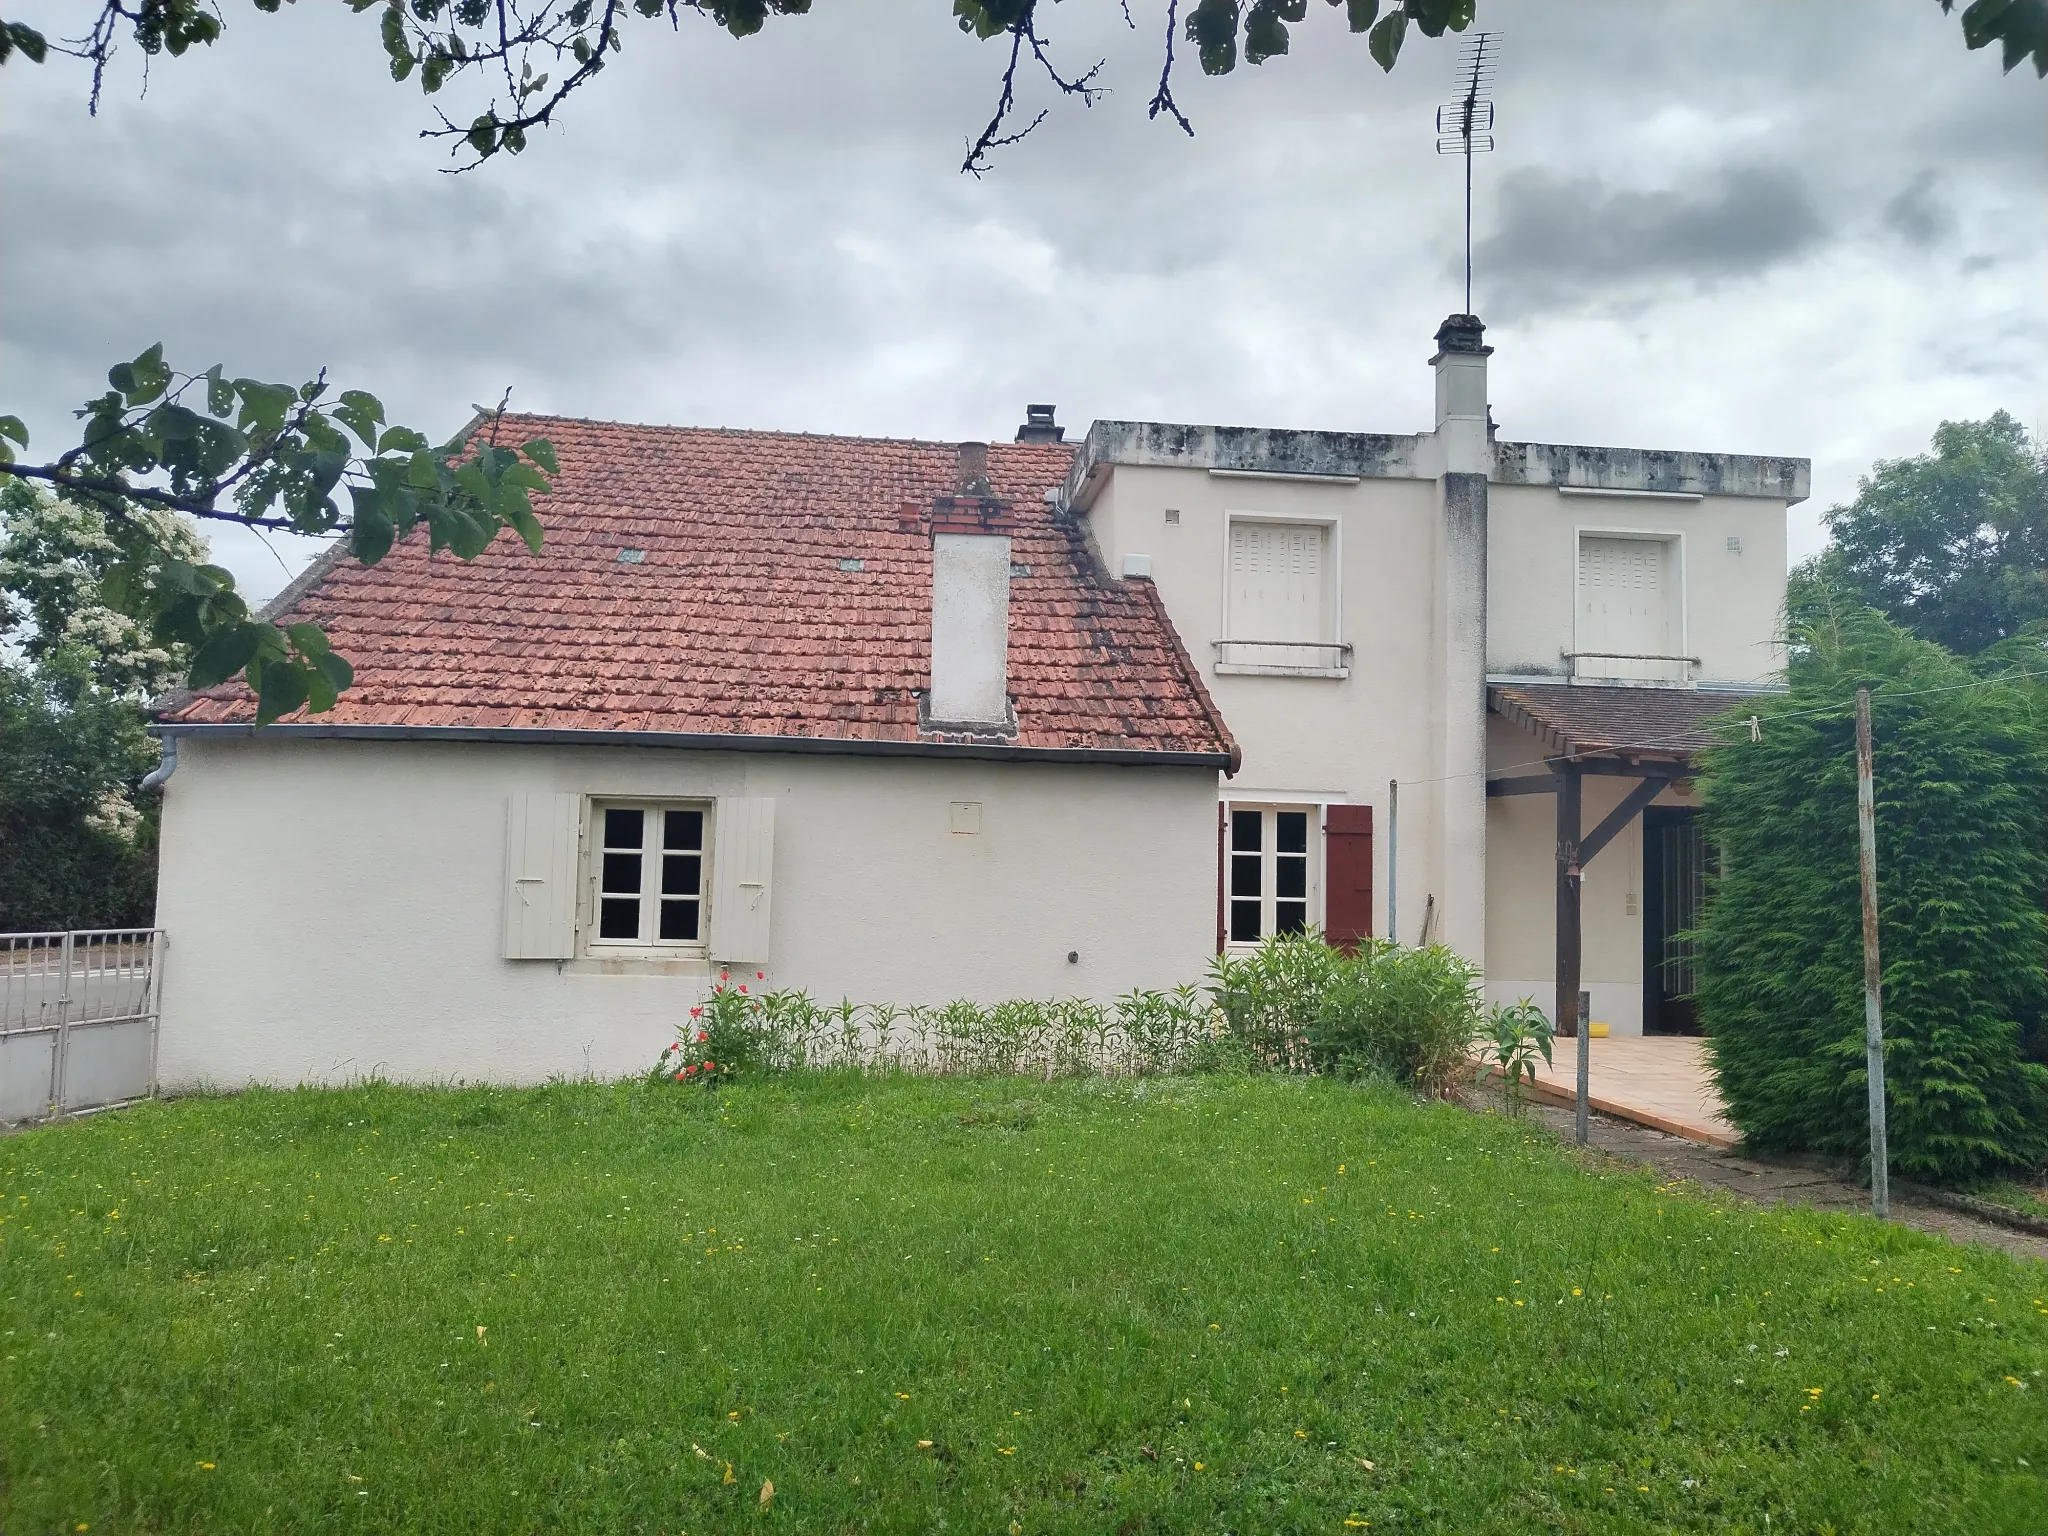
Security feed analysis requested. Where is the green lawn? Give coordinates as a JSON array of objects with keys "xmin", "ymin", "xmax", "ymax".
[{"xmin": 2, "ymin": 1075, "xmax": 2044, "ymax": 1534}]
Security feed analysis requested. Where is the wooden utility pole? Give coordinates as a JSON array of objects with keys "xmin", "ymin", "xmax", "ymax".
[
  {"xmin": 1555, "ymin": 763, "xmax": 1586, "ymax": 1143},
  {"xmin": 1854, "ymin": 689, "xmax": 1891, "ymax": 1217}
]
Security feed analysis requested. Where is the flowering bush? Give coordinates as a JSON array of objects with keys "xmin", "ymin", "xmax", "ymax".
[{"xmin": 657, "ymin": 970, "xmax": 769, "ymax": 1086}]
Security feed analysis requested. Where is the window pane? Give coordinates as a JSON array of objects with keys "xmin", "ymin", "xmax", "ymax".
[
  {"xmin": 659, "ymin": 899, "xmax": 701, "ymax": 941},
  {"xmin": 1230, "ymin": 901, "xmax": 1262, "ymax": 943},
  {"xmin": 1276, "ymin": 811, "xmax": 1308, "ymax": 854},
  {"xmin": 1231, "ymin": 853, "xmax": 1262, "ymax": 899},
  {"xmin": 664, "ymin": 810, "xmax": 704, "ymax": 851},
  {"xmin": 601, "ymin": 852, "xmax": 642, "ymax": 895},
  {"xmin": 662, "ymin": 853, "xmax": 702, "ymax": 897},
  {"xmin": 1231, "ymin": 809, "xmax": 1263, "ymax": 853},
  {"xmin": 1276, "ymin": 901, "xmax": 1308, "ymax": 935},
  {"xmin": 1276, "ymin": 856, "xmax": 1306, "ymax": 899},
  {"xmin": 599, "ymin": 897, "xmax": 640, "ymax": 940},
  {"xmin": 603, "ymin": 807, "xmax": 644, "ymax": 850}
]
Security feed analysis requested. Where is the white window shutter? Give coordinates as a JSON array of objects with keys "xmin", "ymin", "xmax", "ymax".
[
  {"xmin": 710, "ymin": 797, "xmax": 776, "ymax": 965},
  {"xmin": 502, "ymin": 793, "xmax": 580, "ymax": 960}
]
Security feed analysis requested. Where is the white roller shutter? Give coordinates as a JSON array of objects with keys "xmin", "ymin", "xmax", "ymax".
[
  {"xmin": 709, "ymin": 797, "xmax": 776, "ymax": 965},
  {"xmin": 502, "ymin": 793, "xmax": 581, "ymax": 960},
  {"xmin": 1577, "ymin": 536, "xmax": 1676, "ymax": 682}
]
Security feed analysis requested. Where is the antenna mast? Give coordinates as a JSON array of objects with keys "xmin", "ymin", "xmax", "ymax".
[{"xmin": 1436, "ymin": 32, "xmax": 1498, "ymax": 317}]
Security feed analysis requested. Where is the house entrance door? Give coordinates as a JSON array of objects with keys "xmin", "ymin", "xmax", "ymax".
[{"xmin": 1642, "ymin": 807, "xmax": 1705, "ymax": 1035}]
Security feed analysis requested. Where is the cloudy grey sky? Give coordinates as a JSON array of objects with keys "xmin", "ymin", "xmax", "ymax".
[{"xmin": 4, "ymin": 1, "xmax": 2042, "ymax": 598}]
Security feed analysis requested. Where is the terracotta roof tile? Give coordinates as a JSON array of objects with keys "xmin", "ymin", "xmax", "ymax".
[
  {"xmin": 162, "ymin": 417, "xmax": 1236, "ymax": 761},
  {"xmin": 1489, "ymin": 683, "xmax": 1765, "ymax": 760}
]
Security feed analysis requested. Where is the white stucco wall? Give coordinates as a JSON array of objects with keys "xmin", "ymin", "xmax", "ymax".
[
  {"xmin": 152, "ymin": 737, "xmax": 1217, "ymax": 1089},
  {"xmin": 1085, "ymin": 464, "xmax": 1448, "ymax": 944},
  {"xmin": 1486, "ymin": 484, "xmax": 1789, "ymax": 686},
  {"xmin": 929, "ymin": 532, "xmax": 1011, "ymax": 724}
]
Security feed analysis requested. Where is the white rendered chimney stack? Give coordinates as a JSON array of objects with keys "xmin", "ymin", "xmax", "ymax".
[{"xmin": 926, "ymin": 442, "xmax": 1014, "ymax": 729}]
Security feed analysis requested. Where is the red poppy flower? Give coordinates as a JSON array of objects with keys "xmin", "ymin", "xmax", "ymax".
[
  {"xmin": 690, "ymin": 1007, "xmax": 703, "ymax": 1018},
  {"xmin": 674, "ymin": 1071, "xmax": 684, "ymax": 1081},
  {"xmin": 737, "ymin": 985, "xmax": 747, "ymax": 994},
  {"xmin": 696, "ymin": 1030, "xmax": 708, "ymax": 1042},
  {"xmin": 719, "ymin": 971, "xmax": 729, "ymax": 981},
  {"xmin": 704, "ymin": 1060, "xmax": 716, "ymax": 1070},
  {"xmin": 756, "ymin": 971, "xmax": 764, "ymax": 980}
]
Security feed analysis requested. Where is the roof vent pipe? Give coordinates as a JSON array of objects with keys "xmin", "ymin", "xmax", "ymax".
[{"xmin": 1014, "ymin": 404, "xmax": 1064, "ymax": 444}]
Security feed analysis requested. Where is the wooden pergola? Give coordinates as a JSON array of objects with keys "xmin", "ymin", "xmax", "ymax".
[{"xmin": 1486, "ymin": 684, "xmax": 1763, "ymax": 1141}]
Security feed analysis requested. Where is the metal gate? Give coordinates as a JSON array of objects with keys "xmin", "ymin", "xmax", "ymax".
[{"xmin": 0, "ymin": 929, "xmax": 163, "ymax": 1125}]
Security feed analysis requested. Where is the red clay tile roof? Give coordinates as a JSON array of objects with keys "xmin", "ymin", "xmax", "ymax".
[
  {"xmin": 1489, "ymin": 683, "xmax": 1763, "ymax": 761},
  {"xmin": 160, "ymin": 416, "xmax": 1236, "ymax": 763}
]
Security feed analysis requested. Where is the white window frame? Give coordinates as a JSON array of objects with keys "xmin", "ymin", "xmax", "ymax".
[
  {"xmin": 1571, "ymin": 527, "xmax": 1688, "ymax": 686},
  {"xmin": 1215, "ymin": 510, "xmax": 1349, "ymax": 679},
  {"xmin": 1223, "ymin": 802, "xmax": 1323, "ymax": 949},
  {"xmin": 586, "ymin": 799, "xmax": 712, "ymax": 955}
]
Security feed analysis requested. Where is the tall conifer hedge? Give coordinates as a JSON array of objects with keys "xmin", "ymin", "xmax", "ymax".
[{"xmin": 1694, "ymin": 586, "xmax": 2048, "ymax": 1183}]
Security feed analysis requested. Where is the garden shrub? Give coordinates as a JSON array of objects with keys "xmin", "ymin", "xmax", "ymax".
[
  {"xmin": 664, "ymin": 936, "xmax": 1486, "ymax": 1093},
  {"xmin": 1305, "ymin": 941, "xmax": 1483, "ymax": 1096},
  {"xmin": 1694, "ymin": 585, "xmax": 2048, "ymax": 1182}
]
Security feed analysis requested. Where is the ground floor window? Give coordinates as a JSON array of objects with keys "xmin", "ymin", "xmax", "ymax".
[
  {"xmin": 1228, "ymin": 805, "xmax": 1313, "ymax": 944},
  {"xmin": 592, "ymin": 803, "xmax": 707, "ymax": 947}
]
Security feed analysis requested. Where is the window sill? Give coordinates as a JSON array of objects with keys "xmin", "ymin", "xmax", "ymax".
[{"xmin": 1214, "ymin": 662, "xmax": 1351, "ymax": 679}]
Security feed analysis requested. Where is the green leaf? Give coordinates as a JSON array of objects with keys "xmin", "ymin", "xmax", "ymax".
[
  {"xmin": 123, "ymin": 343, "xmax": 170, "ymax": 406},
  {"xmin": 204, "ymin": 365, "xmax": 234, "ymax": 417},
  {"xmin": 376, "ymin": 425, "xmax": 429, "ymax": 454},
  {"xmin": 1336, "ymin": 0, "xmax": 1379, "ymax": 33},
  {"xmin": 314, "ymin": 650, "xmax": 355, "ymax": 695},
  {"xmin": 1368, "ymin": 9, "xmax": 1406, "ymax": 69},
  {"xmin": 349, "ymin": 485, "xmax": 396, "ymax": 564},
  {"xmin": 255, "ymin": 656, "xmax": 311, "ymax": 726},
  {"xmin": 334, "ymin": 389, "xmax": 385, "ymax": 447},
  {"xmin": 0, "ymin": 414, "xmax": 27, "ymax": 448},
  {"xmin": 287, "ymin": 622, "xmax": 333, "ymax": 658},
  {"xmin": 187, "ymin": 623, "xmax": 266, "ymax": 689},
  {"xmin": 521, "ymin": 437, "xmax": 558, "ymax": 474},
  {"xmin": 1186, "ymin": 0, "xmax": 1241, "ymax": 74},
  {"xmin": 506, "ymin": 503, "xmax": 545, "ymax": 555}
]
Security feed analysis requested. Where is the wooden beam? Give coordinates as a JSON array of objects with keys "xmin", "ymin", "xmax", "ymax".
[
  {"xmin": 1561, "ymin": 757, "xmax": 1691, "ymax": 779},
  {"xmin": 1486, "ymin": 774, "xmax": 1562, "ymax": 798},
  {"xmin": 1578, "ymin": 776, "xmax": 1668, "ymax": 865},
  {"xmin": 1555, "ymin": 763, "xmax": 1586, "ymax": 1144}
]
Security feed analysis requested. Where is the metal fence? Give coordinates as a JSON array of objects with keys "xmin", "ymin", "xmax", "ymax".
[{"xmin": 0, "ymin": 929, "xmax": 163, "ymax": 1125}]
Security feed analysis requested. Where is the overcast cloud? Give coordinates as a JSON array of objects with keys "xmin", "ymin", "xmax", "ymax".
[{"xmin": 3, "ymin": 0, "xmax": 2042, "ymax": 596}]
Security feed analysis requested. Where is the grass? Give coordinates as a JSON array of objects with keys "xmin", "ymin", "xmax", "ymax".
[
  {"xmin": 1976, "ymin": 1180, "xmax": 2048, "ymax": 1223},
  {"xmin": 2, "ymin": 1074, "xmax": 2044, "ymax": 1534}
]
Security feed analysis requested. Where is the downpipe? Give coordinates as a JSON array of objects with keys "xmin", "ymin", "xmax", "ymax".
[{"xmin": 139, "ymin": 734, "xmax": 178, "ymax": 791}]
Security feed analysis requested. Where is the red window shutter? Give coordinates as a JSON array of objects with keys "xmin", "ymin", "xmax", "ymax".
[
  {"xmin": 1215, "ymin": 802, "xmax": 1227, "ymax": 955},
  {"xmin": 1324, "ymin": 804, "xmax": 1374, "ymax": 954}
]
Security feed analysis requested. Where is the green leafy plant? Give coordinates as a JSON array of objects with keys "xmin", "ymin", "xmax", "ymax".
[
  {"xmin": 1306, "ymin": 940, "xmax": 1483, "ymax": 1097},
  {"xmin": 1694, "ymin": 577, "xmax": 2048, "ymax": 1182},
  {"xmin": 1482, "ymin": 999, "xmax": 1554, "ymax": 1117},
  {"xmin": 0, "ymin": 346, "xmax": 554, "ymax": 723},
  {"xmin": 659, "ymin": 968, "xmax": 772, "ymax": 1085}
]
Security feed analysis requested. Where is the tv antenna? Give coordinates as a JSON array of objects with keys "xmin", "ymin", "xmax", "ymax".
[{"xmin": 1435, "ymin": 31, "xmax": 1498, "ymax": 317}]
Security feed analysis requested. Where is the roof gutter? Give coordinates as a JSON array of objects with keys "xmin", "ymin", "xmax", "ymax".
[{"xmin": 148, "ymin": 721, "xmax": 1235, "ymax": 772}]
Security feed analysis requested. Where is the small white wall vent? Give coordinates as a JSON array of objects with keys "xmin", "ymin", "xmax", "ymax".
[
  {"xmin": 949, "ymin": 801, "xmax": 983, "ymax": 835},
  {"xmin": 1164, "ymin": 507, "xmax": 1181, "ymax": 525},
  {"xmin": 1122, "ymin": 553, "xmax": 1154, "ymax": 579},
  {"xmin": 1726, "ymin": 536, "xmax": 1743, "ymax": 555}
]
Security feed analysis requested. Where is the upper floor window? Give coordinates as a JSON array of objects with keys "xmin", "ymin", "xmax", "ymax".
[
  {"xmin": 593, "ymin": 803, "xmax": 706, "ymax": 946},
  {"xmin": 1573, "ymin": 533, "xmax": 1687, "ymax": 684},
  {"xmin": 1216, "ymin": 516, "xmax": 1349, "ymax": 676}
]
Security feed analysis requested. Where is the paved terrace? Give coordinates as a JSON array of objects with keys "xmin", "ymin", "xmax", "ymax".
[{"xmin": 1511, "ymin": 1035, "xmax": 1738, "ymax": 1148}]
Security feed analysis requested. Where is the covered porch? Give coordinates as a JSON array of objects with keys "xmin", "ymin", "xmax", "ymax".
[{"xmin": 1482, "ymin": 683, "xmax": 1763, "ymax": 1139}]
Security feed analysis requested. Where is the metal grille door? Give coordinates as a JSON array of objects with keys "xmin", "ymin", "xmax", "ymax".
[{"xmin": 0, "ymin": 929, "xmax": 162, "ymax": 1124}]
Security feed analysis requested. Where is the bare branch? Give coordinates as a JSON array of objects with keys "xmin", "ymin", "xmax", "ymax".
[
  {"xmin": 4, "ymin": 463, "xmax": 306, "ymax": 532},
  {"xmin": 1148, "ymin": 0, "xmax": 1196, "ymax": 137}
]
